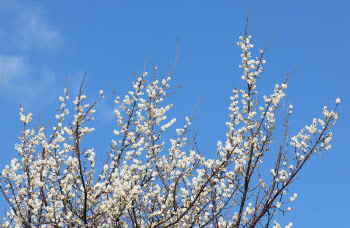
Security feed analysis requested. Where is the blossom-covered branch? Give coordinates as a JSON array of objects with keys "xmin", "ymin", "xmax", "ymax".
[{"xmin": 0, "ymin": 21, "xmax": 339, "ymax": 228}]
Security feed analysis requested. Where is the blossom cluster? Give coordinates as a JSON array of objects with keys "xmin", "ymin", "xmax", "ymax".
[{"xmin": 0, "ymin": 28, "xmax": 339, "ymax": 228}]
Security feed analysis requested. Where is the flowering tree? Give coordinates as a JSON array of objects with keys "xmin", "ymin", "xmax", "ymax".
[{"xmin": 0, "ymin": 23, "xmax": 340, "ymax": 228}]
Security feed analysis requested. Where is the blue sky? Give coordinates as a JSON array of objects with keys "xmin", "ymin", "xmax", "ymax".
[{"xmin": 0, "ymin": 0, "xmax": 349, "ymax": 227}]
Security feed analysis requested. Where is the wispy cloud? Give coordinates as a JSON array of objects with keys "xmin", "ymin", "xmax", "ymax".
[
  {"xmin": 0, "ymin": 1, "xmax": 63, "ymax": 105},
  {"xmin": 0, "ymin": 55, "xmax": 58, "ymax": 105},
  {"xmin": 0, "ymin": 55, "xmax": 29, "ymax": 88},
  {"xmin": 13, "ymin": 8, "xmax": 63, "ymax": 52},
  {"xmin": 1, "ymin": 1, "xmax": 63, "ymax": 52}
]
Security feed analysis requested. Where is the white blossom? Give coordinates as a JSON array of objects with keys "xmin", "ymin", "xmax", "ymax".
[{"xmin": 0, "ymin": 24, "xmax": 339, "ymax": 228}]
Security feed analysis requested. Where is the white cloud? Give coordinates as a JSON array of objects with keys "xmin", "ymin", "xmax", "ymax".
[
  {"xmin": 0, "ymin": 55, "xmax": 58, "ymax": 106},
  {"xmin": 1, "ymin": 1, "xmax": 63, "ymax": 52},
  {"xmin": 0, "ymin": 55, "xmax": 29, "ymax": 88},
  {"xmin": 14, "ymin": 8, "xmax": 63, "ymax": 52},
  {"xmin": 0, "ymin": 1, "xmax": 63, "ymax": 104}
]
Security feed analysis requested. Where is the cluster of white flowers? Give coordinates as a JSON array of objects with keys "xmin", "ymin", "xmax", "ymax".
[
  {"xmin": 273, "ymin": 220, "xmax": 293, "ymax": 228},
  {"xmin": 19, "ymin": 107, "xmax": 33, "ymax": 124},
  {"xmin": 0, "ymin": 28, "xmax": 339, "ymax": 228}
]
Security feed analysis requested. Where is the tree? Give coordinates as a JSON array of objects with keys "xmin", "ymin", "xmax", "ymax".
[{"xmin": 0, "ymin": 20, "xmax": 340, "ymax": 228}]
